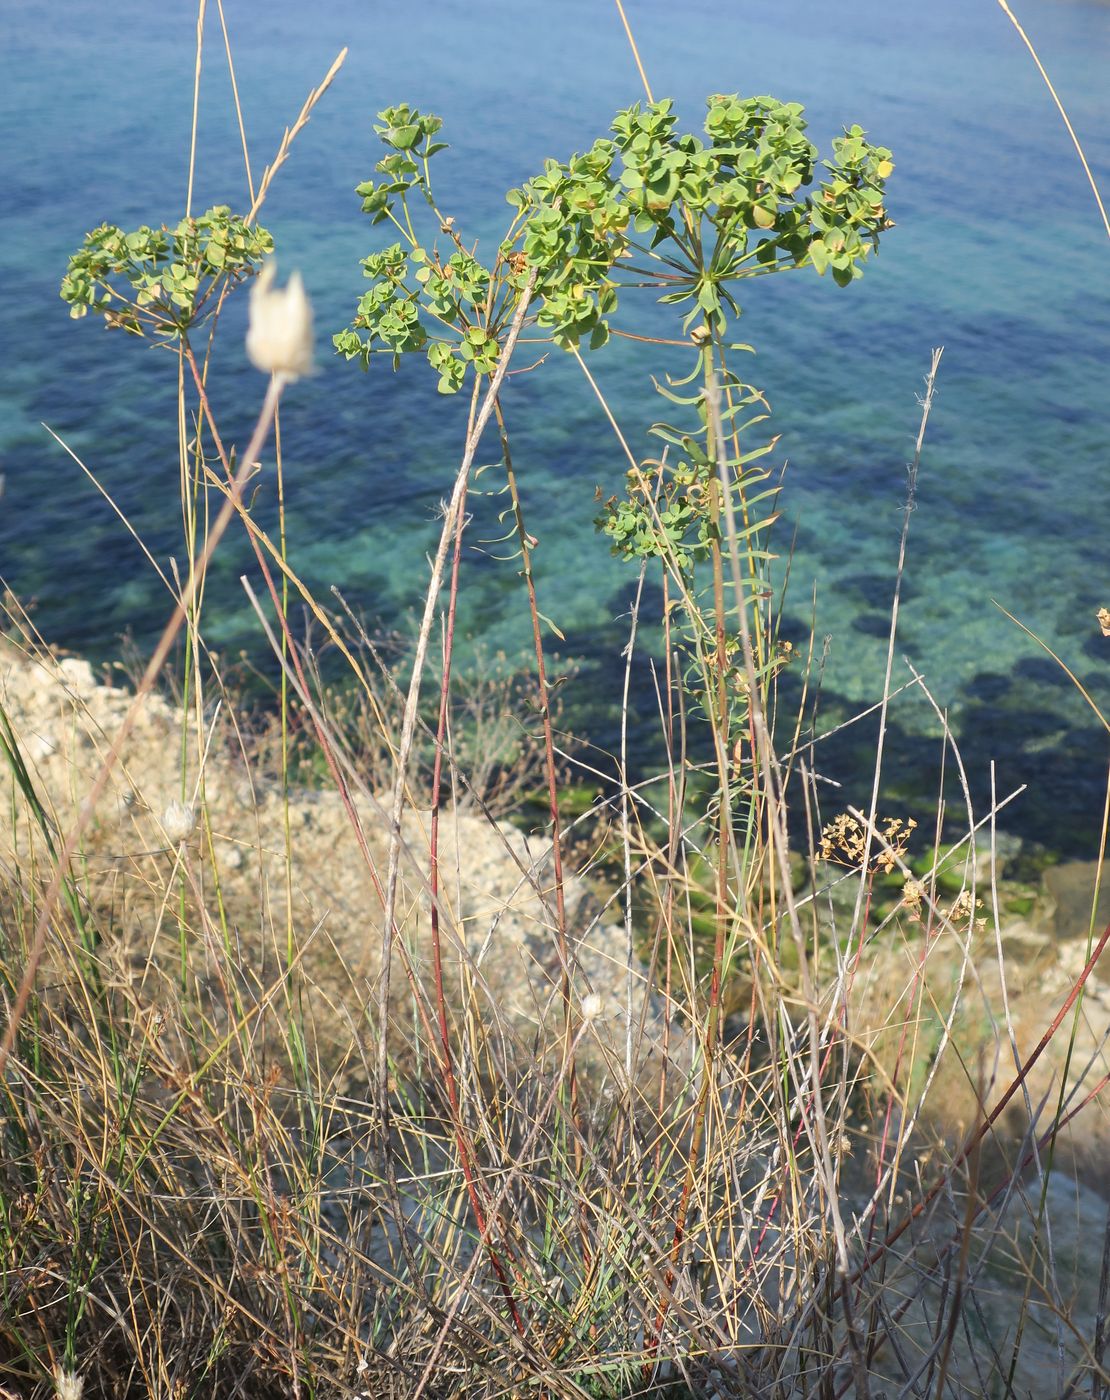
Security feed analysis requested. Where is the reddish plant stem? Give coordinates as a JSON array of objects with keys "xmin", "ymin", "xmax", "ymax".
[
  {"xmin": 491, "ymin": 397, "xmax": 588, "ymax": 1245},
  {"xmin": 425, "ymin": 451, "xmax": 528, "ymax": 1337},
  {"xmin": 181, "ymin": 346, "xmax": 449, "ymax": 1047},
  {"xmin": 182, "ymin": 346, "xmax": 384, "ymax": 904},
  {"xmin": 427, "ymin": 450, "xmax": 468, "ymax": 1083},
  {"xmin": 186, "ymin": 345, "xmax": 527, "ymax": 1332},
  {"xmin": 830, "ymin": 1063, "xmax": 1110, "ymax": 1399}
]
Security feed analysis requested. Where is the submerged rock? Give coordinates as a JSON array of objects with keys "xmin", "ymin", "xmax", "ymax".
[{"xmin": 1044, "ymin": 859, "xmax": 1110, "ymax": 941}]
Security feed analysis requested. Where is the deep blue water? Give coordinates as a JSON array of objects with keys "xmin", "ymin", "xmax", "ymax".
[{"xmin": 1, "ymin": 0, "xmax": 1108, "ymax": 851}]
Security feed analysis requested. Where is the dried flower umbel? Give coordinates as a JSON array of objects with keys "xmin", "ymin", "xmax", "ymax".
[
  {"xmin": 902, "ymin": 877, "xmax": 927, "ymax": 917},
  {"xmin": 819, "ymin": 813, "xmax": 917, "ymax": 874},
  {"xmin": 901, "ymin": 877, "xmax": 985, "ymax": 931}
]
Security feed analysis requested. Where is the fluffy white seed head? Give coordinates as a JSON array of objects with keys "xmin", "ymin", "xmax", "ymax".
[
  {"xmin": 54, "ymin": 1369, "xmax": 84, "ymax": 1400},
  {"xmin": 580, "ymin": 992, "xmax": 604, "ymax": 1023},
  {"xmin": 161, "ymin": 799, "xmax": 196, "ymax": 844},
  {"xmin": 246, "ymin": 261, "xmax": 314, "ymax": 381}
]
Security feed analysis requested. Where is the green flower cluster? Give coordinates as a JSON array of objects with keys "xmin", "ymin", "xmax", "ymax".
[
  {"xmin": 508, "ymin": 94, "xmax": 893, "ymax": 348},
  {"xmin": 335, "ymin": 94, "xmax": 893, "ymax": 397},
  {"xmin": 60, "ymin": 206, "xmax": 272, "ymax": 338},
  {"xmin": 333, "ymin": 105, "xmax": 506, "ymax": 392},
  {"xmin": 351, "ymin": 103, "xmax": 448, "ymax": 223}
]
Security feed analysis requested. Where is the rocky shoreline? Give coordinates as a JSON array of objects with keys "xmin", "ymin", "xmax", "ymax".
[{"xmin": 0, "ymin": 640, "xmax": 662, "ymax": 1089}]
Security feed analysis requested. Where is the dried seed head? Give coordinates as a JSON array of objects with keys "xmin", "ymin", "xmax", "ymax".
[
  {"xmin": 580, "ymin": 992, "xmax": 605, "ymax": 1023},
  {"xmin": 819, "ymin": 812, "xmax": 916, "ymax": 873},
  {"xmin": 902, "ymin": 877, "xmax": 925, "ymax": 917},
  {"xmin": 161, "ymin": 799, "xmax": 196, "ymax": 845},
  {"xmin": 54, "ymin": 1370, "xmax": 84, "ymax": 1400},
  {"xmin": 246, "ymin": 261, "xmax": 314, "ymax": 381}
]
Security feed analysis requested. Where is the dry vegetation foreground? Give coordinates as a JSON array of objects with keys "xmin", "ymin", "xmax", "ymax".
[
  {"xmin": 2, "ymin": 637, "xmax": 1109, "ymax": 1397},
  {"xmin": 0, "ymin": 641, "xmax": 645, "ymax": 1081}
]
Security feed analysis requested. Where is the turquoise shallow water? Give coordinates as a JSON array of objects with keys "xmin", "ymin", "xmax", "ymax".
[{"xmin": 1, "ymin": 0, "xmax": 1108, "ymax": 851}]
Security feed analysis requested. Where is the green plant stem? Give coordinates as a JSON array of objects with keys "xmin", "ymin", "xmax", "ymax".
[{"xmin": 644, "ymin": 340, "xmax": 737, "ymax": 1375}]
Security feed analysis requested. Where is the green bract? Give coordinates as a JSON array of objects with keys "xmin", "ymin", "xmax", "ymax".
[
  {"xmin": 60, "ymin": 207, "xmax": 273, "ymax": 338},
  {"xmin": 509, "ymin": 94, "xmax": 893, "ymax": 347},
  {"xmin": 336, "ymin": 93, "xmax": 892, "ymax": 398},
  {"xmin": 335, "ymin": 107, "xmax": 500, "ymax": 392}
]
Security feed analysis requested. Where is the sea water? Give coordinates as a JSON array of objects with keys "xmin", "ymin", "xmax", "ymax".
[{"xmin": 0, "ymin": 0, "xmax": 1107, "ymax": 851}]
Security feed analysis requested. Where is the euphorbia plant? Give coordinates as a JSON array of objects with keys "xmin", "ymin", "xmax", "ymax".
[
  {"xmin": 336, "ymin": 95, "xmax": 890, "ymax": 369},
  {"xmin": 334, "ymin": 90, "xmax": 894, "ymax": 1336},
  {"xmin": 335, "ymin": 91, "xmax": 893, "ymax": 873},
  {"xmin": 59, "ymin": 205, "xmax": 281, "ymax": 991},
  {"xmin": 60, "ymin": 206, "xmax": 273, "ymax": 338}
]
